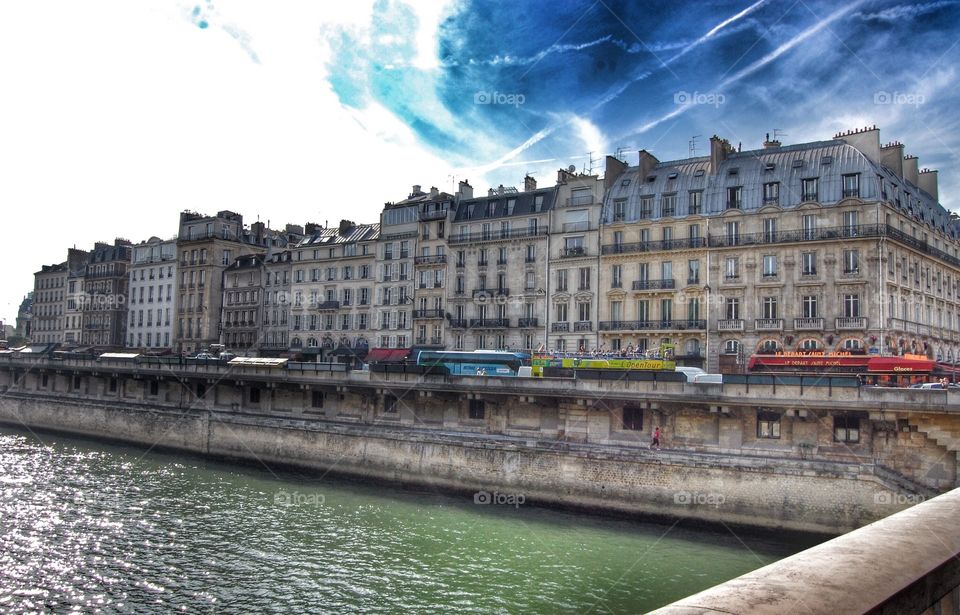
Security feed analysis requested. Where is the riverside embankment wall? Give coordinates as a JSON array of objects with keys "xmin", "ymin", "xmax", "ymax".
[{"xmin": 0, "ymin": 392, "xmax": 928, "ymax": 534}]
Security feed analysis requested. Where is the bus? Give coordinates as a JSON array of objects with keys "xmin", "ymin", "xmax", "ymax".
[
  {"xmin": 531, "ymin": 343, "xmax": 677, "ymax": 377},
  {"xmin": 414, "ymin": 350, "xmax": 531, "ymax": 377}
]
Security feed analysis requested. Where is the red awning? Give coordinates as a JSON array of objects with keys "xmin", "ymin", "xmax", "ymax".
[
  {"xmin": 867, "ymin": 356, "xmax": 934, "ymax": 373},
  {"xmin": 366, "ymin": 348, "xmax": 411, "ymax": 363},
  {"xmin": 747, "ymin": 354, "xmax": 870, "ymax": 370}
]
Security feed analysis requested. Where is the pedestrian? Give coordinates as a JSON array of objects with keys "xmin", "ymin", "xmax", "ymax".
[{"xmin": 651, "ymin": 426, "xmax": 661, "ymax": 450}]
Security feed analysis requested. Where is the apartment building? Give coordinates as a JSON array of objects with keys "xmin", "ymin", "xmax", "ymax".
[
  {"xmin": 81, "ymin": 239, "xmax": 133, "ymax": 348},
  {"xmin": 126, "ymin": 237, "xmax": 177, "ymax": 350},
  {"xmin": 546, "ymin": 169, "xmax": 606, "ymax": 353},
  {"xmin": 31, "ymin": 263, "xmax": 67, "ymax": 345},
  {"xmin": 412, "ymin": 184, "xmax": 462, "ymax": 349},
  {"xmin": 260, "ymin": 250, "xmax": 293, "ymax": 356},
  {"xmin": 64, "ymin": 248, "xmax": 90, "ymax": 346},
  {"xmin": 447, "ymin": 178, "xmax": 556, "ymax": 351},
  {"xmin": 599, "ymin": 127, "xmax": 960, "ymax": 372},
  {"xmin": 290, "ymin": 221, "xmax": 379, "ymax": 361}
]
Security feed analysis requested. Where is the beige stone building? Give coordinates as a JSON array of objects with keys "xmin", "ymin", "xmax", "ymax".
[
  {"xmin": 126, "ymin": 237, "xmax": 177, "ymax": 351},
  {"xmin": 447, "ymin": 177, "xmax": 555, "ymax": 351},
  {"xmin": 546, "ymin": 168, "xmax": 606, "ymax": 353},
  {"xmin": 599, "ymin": 127, "xmax": 959, "ymax": 372},
  {"xmin": 290, "ymin": 221, "xmax": 379, "ymax": 361},
  {"xmin": 31, "ymin": 263, "xmax": 67, "ymax": 345}
]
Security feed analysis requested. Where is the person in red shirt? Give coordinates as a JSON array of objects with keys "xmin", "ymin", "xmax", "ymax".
[{"xmin": 652, "ymin": 426, "xmax": 661, "ymax": 450}]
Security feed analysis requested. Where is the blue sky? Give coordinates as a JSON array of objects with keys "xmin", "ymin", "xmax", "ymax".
[{"xmin": 0, "ymin": 0, "xmax": 958, "ymax": 324}]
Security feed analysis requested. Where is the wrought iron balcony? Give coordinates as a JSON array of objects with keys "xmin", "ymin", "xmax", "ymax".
[
  {"xmin": 449, "ymin": 319, "xmax": 468, "ymax": 329},
  {"xmin": 574, "ymin": 321, "xmax": 593, "ymax": 332},
  {"xmin": 472, "ymin": 288, "xmax": 510, "ymax": 298},
  {"xmin": 598, "ymin": 319, "xmax": 706, "ymax": 331},
  {"xmin": 601, "ymin": 237, "xmax": 706, "ymax": 255},
  {"xmin": 561, "ymin": 247, "xmax": 588, "ymax": 258},
  {"xmin": 419, "ymin": 209, "xmax": 448, "ymax": 221},
  {"xmin": 631, "ymin": 279, "xmax": 675, "ymax": 291},
  {"xmin": 469, "ymin": 318, "xmax": 510, "ymax": 328},
  {"xmin": 316, "ymin": 301, "xmax": 340, "ymax": 310},
  {"xmin": 551, "ymin": 322, "xmax": 570, "ymax": 332},
  {"xmin": 414, "ymin": 255, "xmax": 447, "ymax": 265},
  {"xmin": 517, "ymin": 318, "xmax": 539, "ymax": 328},
  {"xmin": 449, "ymin": 226, "xmax": 547, "ymax": 244},
  {"xmin": 413, "ymin": 309, "xmax": 445, "ymax": 319}
]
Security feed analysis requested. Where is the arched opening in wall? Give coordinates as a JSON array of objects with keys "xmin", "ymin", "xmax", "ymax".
[
  {"xmin": 684, "ymin": 338, "xmax": 701, "ymax": 357},
  {"xmin": 291, "ymin": 337, "xmax": 302, "ymax": 348},
  {"xmin": 723, "ymin": 339, "xmax": 741, "ymax": 355},
  {"xmin": 840, "ymin": 337, "xmax": 864, "ymax": 353},
  {"xmin": 756, "ymin": 339, "xmax": 781, "ymax": 354},
  {"xmin": 797, "ymin": 338, "xmax": 822, "ymax": 352},
  {"xmin": 307, "ymin": 337, "xmax": 318, "ymax": 348}
]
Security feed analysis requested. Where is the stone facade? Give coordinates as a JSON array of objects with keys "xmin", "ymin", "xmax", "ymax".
[
  {"xmin": 80, "ymin": 240, "xmax": 132, "ymax": 348},
  {"xmin": 126, "ymin": 237, "xmax": 177, "ymax": 351},
  {"xmin": 31, "ymin": 263, "xmax": 67, "ymax": 345}
]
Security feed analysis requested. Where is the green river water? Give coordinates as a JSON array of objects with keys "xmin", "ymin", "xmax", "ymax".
[{"xmin": 0, "ymin": 426, "xmax": 821, "ymax": 613}]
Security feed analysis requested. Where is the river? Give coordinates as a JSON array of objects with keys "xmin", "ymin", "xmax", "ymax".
[{"xmin": 0, "ymin": 426, "xmax": 819, "ymax": 613}]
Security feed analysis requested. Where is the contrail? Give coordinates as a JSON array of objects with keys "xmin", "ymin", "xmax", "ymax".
[
  {"xmin": 479, "ymin": 0, "xmax": 768, "ymax": 172},
  {"xmin": 626, "ymin": 0, "xmax": 867, "ymax": 138}
]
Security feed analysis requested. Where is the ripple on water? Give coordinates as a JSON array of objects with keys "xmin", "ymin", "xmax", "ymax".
[{"xmin": 0, "ymin": 428, "xmax": 817, "ymax": 613}]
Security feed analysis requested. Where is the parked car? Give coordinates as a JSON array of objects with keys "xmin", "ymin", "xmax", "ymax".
[{"xmin": 675, "ymin": 366, "xmax": 706, "ymax": 383}]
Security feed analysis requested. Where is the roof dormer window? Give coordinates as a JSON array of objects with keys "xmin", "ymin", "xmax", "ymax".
[
  {"xmin": 728, "ymin": 167, "xmax": 739, "ymax": 176},
  {"xmin": 792, "ymin": 159, "xmax": 804, "ymax": 168}
]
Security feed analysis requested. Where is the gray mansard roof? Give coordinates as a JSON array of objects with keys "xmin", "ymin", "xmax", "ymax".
[
  {"xmin": 452, "ymin": 187, "xmax": 557, "ymax": 222},
  {"xmin": 296, "ymin": 223, "xmax": 380, "ymax": 247},
  {"xmin": 603, "ymin": 139, "xmax": 958, "ymax": 238}
]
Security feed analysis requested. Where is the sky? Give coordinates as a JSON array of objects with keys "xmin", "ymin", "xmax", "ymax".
[{"xmin": 1, "ymin": 0, "xmax": 959, "ymax": 325}]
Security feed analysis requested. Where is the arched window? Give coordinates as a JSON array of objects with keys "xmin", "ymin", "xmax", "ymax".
[
  {"xmin": 307, "ymin": 337, "xmax": 318, "ymax": 348},
  {"xmin": 842, "ymin": 338, "xmax": 863, "ymax": 351},
  {"xmin": 724, "ymin": 340, "xmax": 740, "ymax": 355},
  {"xmin": 291, "ymin": 337, "xmax": 302, "ymax": 348},
  {"xmin": 799, "ymin": 339, "xmax": 821, "ymax": 351},
  {"xmin": 758, "ymin": 339, "xmax": 780, "ymax": 354}
]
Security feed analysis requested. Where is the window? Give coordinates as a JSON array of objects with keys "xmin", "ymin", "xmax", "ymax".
[
  {"xmin": 149, "ymin": 381, "xmax": 159, "ymax": 396},
  {"xmin": 800, "ymin": 339, "xmax": 820, "ymax": 351},
  {"xmin": 725, "ymin": 257, "xmax": 739, "ymax": 280},
  {"xmin": 801, "ymin": 177, "xmax": 819, "ymax": 202},
  {"xmin": 763, "ymin": 218, "xmax": 777, "ymax": 243},
  {"xmin": 661, "ymin": 194, "xmax": 677, "ymax": 217},
  {"xmin": 843, "ymin": 249, "xmax": 859, "ymax": 274},
  {"xmin": 555, "ymin": 302, "xmax": 568, "ymax": 322},
  {"xmin": 843, "ymin": 294, "xmax": 861, "ymax": 318},
  {"xmin": 757, "ymin": 411, "xmax": 781, "ymax": 438},
  {"xmin": 724, "ymin": 339, "xmax": 740, "ymax": 355},
  {"xmin": 801, "ymin": 252, "xmax": 817, "ymax": 276},
  {"xmin": 802, "ymin": 296, "xmax": 818, "ymax": 318},
  {"xmin": 726, "ymin": 186, "xmax": 742, "ymax": 209},
  {"xmin": 622, "ymin": 406, "xmax": 644, "ymax": 431},
  {"xmin": 468, "ymin": 399, "xmax": 485, "ymax": 420},
  {"xmin": 578, "ymin": 267, "xmax": 591, "ymax": 290},
  {"xmin": 762, "ymin": 297, "xmax": 778, "ymax": 319},
  {"xmin": 611, "ymin": 265, "xmax": 622, "ymax": 288},
  {"xmin": 725, "ymin": 298, "xmax": 740, "ymax": 320},
  {"xmin": 834, "ymin": 416, "xmax": 860, "ymax": 443},
  {"xmin": 249, "ymin": 388, "xmax": 261, "ymax": 404},
  {"xmin": 725, "ymin": 221, "xmax": 740, "ymax": 245},
  {"xmin": 639, "ymin": 196, "xmax": 653, "ymax": 219},
  {"xmin": 843, "ymin": 211, "xmax": 860, "ymax": 235},
  {"xmin": 688, "ymin": 191, "xmax": 702, "ymax": 215},
  {"xmin": 660, "ymin": 298, "xmax": 672, "ymax": 322},
  {"xmin": 613, "ymin": 199, "xmax": 627, "ymax": 221},
  {"xmin": 802, "ymin": 214, "xmax": 817, "ymax": 240},
  {"xmin": 687, "ymin": 260, "xmax": 700, "ymax": 284},
  {"xmin": 556, "ymin": 269, "xmax": 568, "ymax": 292},
  {"xmin": 762, "ymin": 255, "xmax": 778, "ymax": 277},
  {"xmin": 842, "ymin": 173, "xmax": 860, "ymax": 198},
  {"xmin": 763, "ymin": 182, "xmax": 779, "ymax": 204}
]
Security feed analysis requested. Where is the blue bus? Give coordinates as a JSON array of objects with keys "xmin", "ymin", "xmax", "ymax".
[{"xmin": 414, "ymin": 350, "xmax": 530, "ymax": 377}]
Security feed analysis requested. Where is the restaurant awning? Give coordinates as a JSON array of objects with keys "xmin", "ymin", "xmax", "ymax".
[
  {"xmin": 366, "ymin": 348, "xmax": 411, "ymax": 363},
  {"xmin": 867, "ymin": 356, "xmax": 934, "ymax": 373}
]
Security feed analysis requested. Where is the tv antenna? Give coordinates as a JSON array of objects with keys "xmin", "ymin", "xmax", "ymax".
[
  {"xmin": 773, "ymin": 129, "xmax": 787, "ymax": 141},
  {"xmin": 615, "ymin": 146, "xmax": 631, "ymax": 163},
  {"xmin": 689, "ymin": 135, "xmax": 701, "ymax": 157}
]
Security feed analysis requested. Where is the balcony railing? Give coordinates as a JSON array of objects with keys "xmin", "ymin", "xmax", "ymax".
[
  {"xmin": 794, "ymin": 317, "xmax": 824, "ymax": 330},
  {"xmin": 413, "ymin": 309, "xmax": 445, "ymax": 319},
  {"xmin": 631, "ymin": 279, "xmax": 675, "ymax": 291},
  {"xmin": 419, "ymin": 209, "xmax": 448, "ymax": 221},
  {"xmin": 316, "ymin": 301, "xmax": 340, "ymax": 310},
  {"xmin": 598, "ymin": 319, "xmax": 706, "ymax": 331},
  {"xmin": 449, "ymin": 227, "xmax": 547, "ymax": 244},
  {"xmin": 717, "ymin": 319, "xmax": 744, "ymax": 331},
  {"xmin": 414, "ymin": 255, "xmax": 447, "ymax": 265},
  {"xmin": 449, "ymin": 319, "xmax": 468, "ymax": 329},
  {"xmin": 517, "ymin": 318, "xmax": 539, "ymax": 328},
  {"xmin": 430, "ymin": 336, "xmax": 443, "ymax": 345},
  {"xmin": 887, "ymin": 317, "xmax": 930, "ymax": 336},
  {"xmin": 601, "ymin": 237, "xmax": 706, "ymax": 255},
  {"xmin": 836, "ymin": 317, "xmax": 867, "ymax": 330},
  {"xmin": 561, "ymin": 247, "xmax": 587, "ymax": 258},
  {"xmin": 469, "ymin": 318, "xmax": 510, "ymax": 328},
  {"xmin": 708, "ymin": 223, "xmax": 889, "ymax": 249},
  {"xmin": 472, "ymin": 288, "xmax": 509, "ymax": 298},
  {"xmin": 551, "ymin": 322, "xmax": 570, "ymax": 332},
  {"xmin": 566, "ymin": 194, "xmax": 594, "ymax": 206},
  {"xmin": 755, "ymin": 318, "xmax": 784, "ymax": 330},
  {"xmin": 574, "ymin": 321, "xmax": 593, "ymax": 332}
]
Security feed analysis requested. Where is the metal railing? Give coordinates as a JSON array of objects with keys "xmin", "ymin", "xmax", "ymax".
[
  {"xmin": 602, "ymin": 237, "xmax": 706, "ymax": 255},
  {"xmin": 598, "ymin": 319, "xmax": 706, "ymax": 331},
  {"xmin": 631, "ymin": 279, "xmax": 675, "ymax": 291}
]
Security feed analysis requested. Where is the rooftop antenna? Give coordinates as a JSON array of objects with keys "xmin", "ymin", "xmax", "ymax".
[
  {"xmin": 615, "ymin": 146, "xmax": 630, "ymax": 163},
  {"xmin": 773, "ymin": 129, "xmax": 787, "ymax": 142},
  {"xmin": 584, "ymin": 151, "xmax": 599, "ymax": 175},
  {"xmin": 689, "ymin": 135, "xmax": 701, "ymax": 157}
]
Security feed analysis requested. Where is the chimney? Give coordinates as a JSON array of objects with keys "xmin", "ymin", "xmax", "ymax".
[
  {"xmin": 880, "ymin": 141, "xmax": 904, "ymax": 178},
  {"xmin": 488, "ymin": 188, "xmax": 496, "ymax": 197},
  {"xmin": 411, "ymin": 185, "xmax": 422, "ymax": 196},
  {"xmin": 708, "ymin": 136, "xmax": 733, "ymax": 173},
  {"xmin": 638, "ymin": 149, "xmax": 660, "ymax": 179},
  {"xmin": 430, "ymin": 186, "xmax": 439, "ymax": 198},
  {"xmin": 836, "ymin": 125, "xmax": 881, "ymax": 164},
  {"xmin": 763, "ymin": 133, "xmax": 781, "ymax": 149},
  {"xmin": 338, "ymin": 219, "xmax": 355, "ymax": 236},
  {"xmin": 919, "ymin": 169, "xmax": 939, "ymax": 202},
  {"xmin": 305, "ymin": 222, "xmax": 320, "ymax": 235},
  {"xmin": 903, "ymin": 155, "xmax": 919, "ymax": 186},
  {"xmin": 497, "ymin": 184, "xmax": 505, "ymax": 195},
  {"xmin": 604, "ymin": 155, "xmax": 628, "ymax": 191},
  {"xmin": 251, "ymin": 221, "xmax": 265, "ymax": 238},
  {"xmin": 457, "ymin": 180, "xmax": 473, "ymax": 200},
  {"xmin": 524, "ymin": 175, "xmax": 537, "ymax": 192}
]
